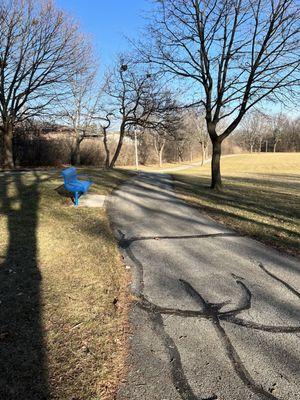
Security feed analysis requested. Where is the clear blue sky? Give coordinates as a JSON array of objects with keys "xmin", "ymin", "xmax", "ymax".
[{"xmin": 56, "ymin": 0, "xmax": 152, "ymax": 67}]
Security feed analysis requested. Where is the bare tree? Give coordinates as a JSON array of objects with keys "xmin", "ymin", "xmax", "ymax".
[
  {"xmin": 239, "ymin": 110, "xmax": 269, "ymax": 152},
  {"xmin": 151, "ymin": 101, "xmax": 183, "ymax": 167},
  {"xmin": 174, "ymin": 131, "xmax": 189, "ymax": 163},
  {"xmin": 59, "ymin": 60, "xmax": 104, "ymax": 165},
  {"xmin": 270, "ymin": 113, "xmax": 288, "ymax": 152},
  {"xmin": 163, "ymin": 110, "xmax": 188, "ymax": 163},
  {"xmin": 185, "ymin": 109, "xmax": 209, "ymax": 165},
  {"xmin": 287, "ymin": 117, "xmax": 300, "ymax": 152},
  {"xmin": 197, "ymin": 119, "xmax": 209, "ymax": 165},
  {"xmin": 153, "ymin": 131, "xmax": 167, "ymax": 167},
  {"xmin": 99, "ymin": 112, "xmax": 113, "ymax": 168},
  {"xmin": 140, "ymin": 0, "xmax": 300, "ymax": 189},
  {"xmin": 0, "ymin": 0, "xmax": 87, "ymax": 169},
  {"xmin": 135, "ymin": 129, "xmax": 157, "ymax": 165},
  {"xmin": 105, "ymin": 57, "xmax": 175, "ymax": 168}
]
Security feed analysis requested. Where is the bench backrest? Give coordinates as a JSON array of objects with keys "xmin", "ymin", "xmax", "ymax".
[{"xmin": 61, "ymin": 167, "xmax": 78, "ymax": 184}]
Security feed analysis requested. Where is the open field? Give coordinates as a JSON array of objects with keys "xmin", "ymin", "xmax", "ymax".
[
  {"xmin": 0, "ymin": 168, "xmax": 132, "ymax": 400},
  {"xmin": 173, "ymin": 153, "xmax": 300, "ymax": 257},
  {"xmin": 121, "ymin": 159, "xmax": 204, "ymax": 172}
]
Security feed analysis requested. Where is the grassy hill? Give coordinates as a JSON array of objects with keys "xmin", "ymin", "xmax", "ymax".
[{"xmin": 173, "ymin": 153, "xmax": 300, "ymax": 257}]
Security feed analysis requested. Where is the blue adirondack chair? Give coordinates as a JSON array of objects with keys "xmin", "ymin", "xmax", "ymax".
[{"xmin": 61, "ymin": 167, "xmax": 92, "ymax": 206}]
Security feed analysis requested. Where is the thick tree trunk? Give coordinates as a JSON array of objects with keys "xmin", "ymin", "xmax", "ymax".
[
  {"xmin": 109, "ymin": 123, "xmax": 125, "ymax": 169},
  {"xmin": 273, "ymin": 141, "xmax": 277, "ymax": 152},
  {"xmin": 250, "ymin": 144, "xmax": 253, "ymax": 153},
  {"xmin": 211, "ymin": 139, "xmax": 222, "ymax": 190},
  {"xmin": 1, "ymin": 123, "xmax": 14, "ymax": 169}
]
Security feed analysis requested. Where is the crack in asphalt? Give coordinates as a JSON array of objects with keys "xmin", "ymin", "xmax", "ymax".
[
  {"xmin": 118, "ymin": 232, "xmax": 242, "ymax": 250},
  {"xmin": 118, "ymin": 230, "xmax": 300, "ymax": 400}
]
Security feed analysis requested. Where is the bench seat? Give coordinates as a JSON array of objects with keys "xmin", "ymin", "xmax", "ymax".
[{"xmin": 61, "ymin": 167, "xmax": 92, "ymax": 206}]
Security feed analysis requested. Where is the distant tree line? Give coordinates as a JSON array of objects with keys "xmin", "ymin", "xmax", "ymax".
[
  {"xmin": 234, "ymin": 111, "xmax": 300, "ymax": 153},
  {"xmin": 6, "ymin": 104, "xmax": 300, "ymax": 169}
]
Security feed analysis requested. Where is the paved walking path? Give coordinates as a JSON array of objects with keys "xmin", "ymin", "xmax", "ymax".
[{"xmin": 108, "ymin": 173, "xmax": 300, "ymax": 400}]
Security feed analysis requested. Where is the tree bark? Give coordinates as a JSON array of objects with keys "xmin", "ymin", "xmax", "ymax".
[
  {"xmin": 103, "ymin": 129, "xmax": 110, "ymax": 168},
  {"xmin": 75, "ymin": 139, "xmax": 81, "ymax": 165},
  {"xmin": 109, "ymin": 122, "xmax": 125, "ymax": 169},
  {"xmin": 211, "ymin": 139, "xmax": 222, "ymax": 190},
  {"xmin": 71, "ymin": 133, "xmax": 81, "ymax": 165},
  {"xmin": 178, "ymin": 149, "xmax": 183, "ymax": 162},
  {"xmin": 159, "ymin": 148, "xmax": 163, "ymax": 167},
  {"xmin": 159, "ymin": 141, "xmax": 165, "ymax": 168},
  {"xmin": 1, "ymin": 123, "xmax": 14, "ymax": 169},
  {"xmin": 200, "ymin": 142, "xmax": 205, "ymax": 166}
]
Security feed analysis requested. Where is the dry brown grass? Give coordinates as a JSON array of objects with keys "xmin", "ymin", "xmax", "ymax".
[
  {"xmin": 173, "ymin": 153, "xmax": 300, "ymax": 257},
  {"xmin": 0, "ymin": 168, "xmax": 133, "ymax": 400}
]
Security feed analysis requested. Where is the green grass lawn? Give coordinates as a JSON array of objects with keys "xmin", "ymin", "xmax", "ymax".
[
  {"xmin": 0, "ymin": 168, "xmax": 132, "ymax": 400},
  {"xmin": 173, "ymin": 153, "xmax": 300, "ymax": 257}
]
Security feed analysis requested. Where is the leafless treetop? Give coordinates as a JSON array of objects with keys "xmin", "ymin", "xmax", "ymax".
[
  {"xmin": 0, "ymin": 0, "xmax": 87, "ymax": 124},
  {"xmin": 141, "ymin": 0, "xmax": 300, "ymax": 139}
]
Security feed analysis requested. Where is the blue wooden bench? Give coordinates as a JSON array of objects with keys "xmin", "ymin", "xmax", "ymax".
[{"xmin": 61, "ymin": 167, "xmax": 92, "ymax": 206}]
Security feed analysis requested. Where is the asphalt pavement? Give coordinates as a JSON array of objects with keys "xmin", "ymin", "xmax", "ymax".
[{"xmin": 108, "ymin": 172, "xmax": 300, "ymax": 400}]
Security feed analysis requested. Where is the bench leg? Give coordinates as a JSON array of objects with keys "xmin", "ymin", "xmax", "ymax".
[{"xmin": 74, "ymin": 192, "xmax": 79, "ymax": 207}]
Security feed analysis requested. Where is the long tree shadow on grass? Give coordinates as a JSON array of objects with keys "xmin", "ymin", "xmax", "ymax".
[
  {"xmin": 173, "ymin": 174, "xmax": 300, "ymax": 255},
  {"xmin": 0, "ymin": 173, "xmax": 48, "ymax": 400}
]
